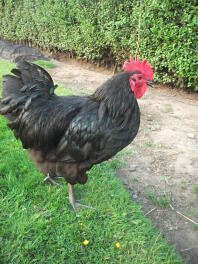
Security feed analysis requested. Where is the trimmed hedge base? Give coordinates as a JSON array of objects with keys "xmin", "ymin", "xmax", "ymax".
[{"xmin": 0, "ymin": 0, "xmax": 197, "ymax": 90}]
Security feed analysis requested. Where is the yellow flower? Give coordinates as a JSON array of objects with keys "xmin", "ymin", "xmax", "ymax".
[
  {"xmin": 115, "ymin": 242, "xmax": 120, "ymax": 249},
  {"xmin": 83, "ymin": 240, "xmax": 89, "ymax": 246}
]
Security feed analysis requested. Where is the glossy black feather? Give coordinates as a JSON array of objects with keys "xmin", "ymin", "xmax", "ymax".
[{"xmin": 0, "ymin": 61, "xmax": 140, "ymax": 184}]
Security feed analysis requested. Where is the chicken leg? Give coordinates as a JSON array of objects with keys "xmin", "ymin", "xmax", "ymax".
[
  {"xmin": 43, "ymin": 175, "xmax": 93, "ymax": 212},
  {"xmin": 68, "ymin": 183, "xmax": 77, "ymax": 212},
  {"xmin": 68, "ymin": 183, "xmax": 95, "ymax": 212}
]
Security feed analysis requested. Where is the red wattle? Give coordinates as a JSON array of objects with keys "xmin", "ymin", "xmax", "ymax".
[{"xmin": 129, "ymin": 79, "xmax": 147, "ymax": 99}]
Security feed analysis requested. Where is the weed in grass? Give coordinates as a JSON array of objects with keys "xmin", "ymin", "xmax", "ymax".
[
  {"xmin": 193, "ymin": 184, "xmax": 198, "ymax": 195},
  {"xmin": 144, "ymin": 141, "xmax": 166, "ymax": 149},
  {"xmin": 144, "ymin": 140, "xmax": 153, "ymax": 147},
  {"xmin": 153, "ymin": 142, "xmax": 167, "ymax": 149},
  {"xmin": 180, "ymin": 180, "xmax": 187, "ymax": 190},
  {"xmin": 188, "ymin": 209, "xmax": 196, "ymax": 218},
  {"xmin": 193, "ymin": 224, "xmax": 198, "ymax": 232},
  {"xmin": 147, "ymin": 191, "xmax": 171, "ymax": 208}
]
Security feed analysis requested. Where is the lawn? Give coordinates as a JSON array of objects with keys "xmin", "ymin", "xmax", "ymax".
[{"xmin": 0, "ymin": 59, "xmax": 182, "ymax": 264}]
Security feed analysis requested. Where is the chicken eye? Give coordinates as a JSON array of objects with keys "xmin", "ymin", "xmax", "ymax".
[
  {"xmin": 131, "ymin": 77, "xmax": 136, "ymax": 82},
  {"xmin": 138, "ymin": 76, "xmax": 142, "ymax": 80}
]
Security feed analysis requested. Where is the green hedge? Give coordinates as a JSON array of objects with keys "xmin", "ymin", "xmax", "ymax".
[{"xmin": 0, "ymin": 0, "xmax": 198, "ymax": 90}]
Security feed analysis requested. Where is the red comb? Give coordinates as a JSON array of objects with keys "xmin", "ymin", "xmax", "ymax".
[{"xmin": 123, "ymin": 57, "xmax": 153, "ymax": 80}]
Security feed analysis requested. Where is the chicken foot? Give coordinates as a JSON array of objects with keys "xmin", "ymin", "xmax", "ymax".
[
  {"xmin": 68, "ymin": 183, "xmax": 95, "ymax": 212},
  {"xmin": 43, "ymin": 173, "xmax": 60, "ymax": 186},
  {"xmin": 43, "ymin": 176, "xmax": 94, "ymax": 212}
]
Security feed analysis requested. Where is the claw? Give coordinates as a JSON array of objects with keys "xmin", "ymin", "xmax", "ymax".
[
  {"xmin": 76, "ymin": 203, "xmax": 95, "ymax": 210},
  {"xmin": 43, "ymin": 173, "xmax": 60, "ymax": 185}
]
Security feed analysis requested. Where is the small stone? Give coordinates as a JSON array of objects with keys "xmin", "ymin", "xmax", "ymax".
[
  {"xmin": 147, "ymin": 116, "xmax": 153, "ymax": 122},
  {"xmin": 129, "ymin": 166, "xmax": 137, "ymax": 172},
  {"xmin": 133, "ymin": 194, "xmax": 138, "ymax": 199},
  {"xmin": 122, "ymin": 178, "xmax": 128, "ymax": 185},
  {"xmin": 187, "ymin": 133, "xmax": 195, "ymax": 139},
  {"xmin": 133, "ymin": 190, "xmax": 138, "ymax": 195}
]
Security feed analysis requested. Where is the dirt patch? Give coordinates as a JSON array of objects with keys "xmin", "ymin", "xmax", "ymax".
[
  {"xmin": 48, "ymin": 59, "xmax": 111, "ymax": 95},
  {"xmin": 48, "ymin": 59, "xmax": 198, "ymax": 264},
  {"xmin": 119, "ymin": 87, "xmax": 198, "ymax": 264}
]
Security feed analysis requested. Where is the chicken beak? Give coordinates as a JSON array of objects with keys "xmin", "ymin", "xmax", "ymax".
[{"xmin": 147, "ymin": 80, "xmax": 154, "ymax": 87}]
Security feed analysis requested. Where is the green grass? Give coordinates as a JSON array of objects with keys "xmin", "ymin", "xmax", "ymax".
[
  {"xmin": 193, "ymin": 224, "xmax": 198, "ymax": 232},
  {"xmin": 0, "ymin": 59, "xmax": 182, "ymax": 264},
  {"xmin": 146, "ymin": 191, "xmax": 171, "ymax": 208},
  {"xmin": 35, "ymin": 60, "xmax": 56, "ymax": 68},
  {"xmin": 0, "ymin": 59, "xmax": 15, "ymax": 90},
  {"xmin": 193, "ymin": 184, "xmax": 198, "ymax": 195},
  {"xmin": 55, "ymin": 85, "xmax": 74, "ymax": 96}
]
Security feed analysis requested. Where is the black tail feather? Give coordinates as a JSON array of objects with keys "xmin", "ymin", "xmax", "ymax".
[{"xmin": 0, "ymin": 60, "xmax": 56, "ymax": 128}]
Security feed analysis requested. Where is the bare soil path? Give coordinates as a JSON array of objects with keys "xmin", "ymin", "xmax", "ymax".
[{"xmin": 48, "ymin": 59, "xmax": 198, "ymax": 264}]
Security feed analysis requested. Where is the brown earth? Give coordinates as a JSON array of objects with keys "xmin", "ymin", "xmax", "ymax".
[{"xmin": 48, "ymin": 58, "xmax": 198, "ymax": 264}]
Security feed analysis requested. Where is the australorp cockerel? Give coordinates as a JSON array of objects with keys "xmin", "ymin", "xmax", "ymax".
[{"xmin": 0, "ymin": 58, "xmax": 153, "ymax": 211}]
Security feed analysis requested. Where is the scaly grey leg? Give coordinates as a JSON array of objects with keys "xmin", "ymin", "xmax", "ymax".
[{"xmin": 68, "ymin": 183, "xmax": 77, "ymax": 212}]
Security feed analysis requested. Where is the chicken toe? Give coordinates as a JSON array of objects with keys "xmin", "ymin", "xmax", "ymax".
[{"xmin": 43, "ymin": 173, "xmax": 60, "ymax": 186}]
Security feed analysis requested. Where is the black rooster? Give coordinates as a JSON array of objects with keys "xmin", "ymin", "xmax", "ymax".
[{"xmin": 0, "ymin": 58, "xmax": 153, "ymax": 211}]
